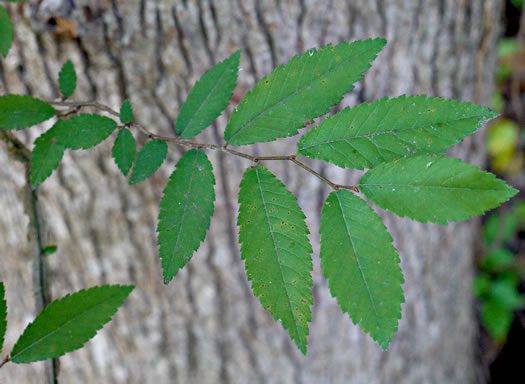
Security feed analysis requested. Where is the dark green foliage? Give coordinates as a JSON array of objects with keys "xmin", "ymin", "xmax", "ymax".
[
  {"xmin": 0, "ymin": 5, "xmax": 13, "ymax": 58},
  {"xmin": 55, "ymin": 114, "xmax": 117, "ymax": 150},
  {"xmin": 176, "ymin": 50, "xmax": 240, "ymax": 139},
  {"xmin": 30, "ymin": 122, "xmax": 66, "ymax": 187},
  {"xmin": 10, "ymin": 285, "xmax": 134, "ymax": 364},
  {"xmin": 359, "ymin": 156, "xmax": 518, "ymax": 224},
  {"xmin": 238, "ymin": 165, "xmax": 313, "ymax": 354},
  {"xmin": 42, "ymin": 245, "xmax": 58, "ymax": 256},
  {"xmin": 320, "ymin": 191, "xmax": 404, "ymax": 349},
  {"xmin": 0, "ymin": 95, "xmax": 55, "ymax": 131},
  {"xmin": 224, "ymin": 39, "xmax": 386, "ymax": 145},
  {"xmin": 128, "ymin": 139, "xmax": 167, "ymax": 185},
  {"xmin": 298, "ymin": 95, "xmax": 498, "ymax": 170},
  {"xmin": 157, "ymin": 150, "xmax": 215, "ymax": 283},
  {"xmin": 112, "ymin": 129, "xmax": 136, "ymax": 176},
  {"xmin": 0, "ymin": 282, "xmax": 6, "ymax": 354},
  {"xmin": 58, "ymin": 60, "xmax": 76, "ymax": 98},
  {"xmin": 120, "ymin": 99, "xmax": 133, "ymax": 125}
]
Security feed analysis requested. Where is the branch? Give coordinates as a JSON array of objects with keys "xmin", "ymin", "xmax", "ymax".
[
  {"xmin": 46, "ymin": 100, "xmax": 359, "ymax": 192},
  {"xmin": 0, "ymin": 132, "xmax": 59, "ymax": 383}
]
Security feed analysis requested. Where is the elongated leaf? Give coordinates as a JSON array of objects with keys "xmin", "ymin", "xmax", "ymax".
[
  {"xmin": 176, "ymin": 50, "xmax": 240, "ymax": 139},
  {"xmin": 320, "ymin": 190, "xmax": 403, "ymax": 349},
  {"xmin": 112, "ymin": 129, "xmax": 136, "ymax": 176},
  {"xmin": 238, "ymin": 165, "xmax": 313, "ymax": 354},
  {"xmin": 0, "ymin": 282, "xmax": 6, "ymax": 354},
  {"xmin": 58, "ymin": 60, "xmax": 76, "ymax": 98},
  {"xmin": 30, "ymin": 121, "xmax": 66, "ymax": 187},
  {"xmin": 10, "ymin": 285, "xmax": 134, "ymax": 364},
  {"xmin": 128, "ymin": 139, "xmax": 167, "ymax": 185},
  {"xmin": 55, "ymin": 114, "xmax": 117, "ymax": 150},
  {"xmin": 0, "ymin": 5, "xmax": 13, "ymax": 58},
  {"xmin": 0, "ymin": 95, "xmax": 56, "ymax": 131},
  {"xmin": 120, "ymin": 99, "xmax": 133, "ymax": 125},
  {"xmin": 298, "ymin": 95, "xmax": 498, "ymax": 169},
  {"xmin": 157, "ymin": 150, "xmax": 215, "ymax": 283},
  {"xmin": 224, "ymin": 39, "xmax": 386, "ymax": 146},
  {"xmin": 360, "ymin": 156, "xmax": 518, "ymax": 224}
]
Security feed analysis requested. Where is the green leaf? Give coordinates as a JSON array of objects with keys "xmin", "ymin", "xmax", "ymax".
[
  {"xmin": 0, "ymin": 282, "xmax": 6, "ymax": 354},
  {"xmin": 30, "ymin": 122, "xmax": 66, "ymax": 188},
  {"xmin": 481, "ymin": 298, "xmax": 513, "ymax": 343},
  {"xmin": 0, "ymin": 5, "xmax": 13, "ymax": 58},
  {"xmin": 55, "ymin": 114, "xmax": 117, "ymax": 150},
  {"xmin": 359, "ymin": 156, "xmax": 518, "ymax": 224},
  {"xmin": 58, "ymin": 60, "xmax": 76, "ymax": 98},
  {"xmin": 298, "ymin": 95, "xmax": 498, "ymax": 170},
  {"xmin": 320, "ymin": 190, "xmax": 404, "ymax": 349},
  {"xmin": 224, "ymin": 39, "xmax": 386, "ymax": 146},
  {"xmin": 120, "ymin": 99, "xmax": 133, "ymax": 125},
  {"xmin": 176, "ymin": 50, "xmax": 240, "ymax": 139},
  {"xmin": 128, "ymin": 139, "xmax": 167, "ymax": 185},
  {"xmin": 0, "ymin": 95, "xmax": 56, "ymax": 131},
  {"xmin": 10, "ymin": 285, "xmax": 134, "ymax": 364},
  {"xmin": 237, "ymin": 165, "xmax": 313, "ymax": 354},
  {"xmin": 489, "ymin": 279, "xmax": 524, "ymax": 310},
  {"xmin": 42, "ymin": 245, "xmax": 58, "ymax": 256},
  {"xmin": 112, "ymin": 129, "xmax": 136, "ymax": 176},
  {"xmin": 157, "ymin": 150, "xmax": 215, "ymax": 283}
]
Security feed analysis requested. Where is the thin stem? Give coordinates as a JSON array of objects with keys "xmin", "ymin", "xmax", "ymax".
[{"xmin": 46, "ymin": 99, "xmax": 359, "ymax": 191}]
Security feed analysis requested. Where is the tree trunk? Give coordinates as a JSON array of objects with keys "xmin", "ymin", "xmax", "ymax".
[{"xmin": 0, "ymin": 1, "xmax": 502, "ymax": 383}]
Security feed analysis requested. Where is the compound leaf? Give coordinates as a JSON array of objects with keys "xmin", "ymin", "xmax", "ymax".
[
  {"xmin": 112, "ymin": 128, "xmax": 136, "ymax": 176},
  {"xmin": 10, "ymin": 285, "xmax": 134, "ymax": 364},
  {"xmin": 0, "ymin": 282, "xmax": 6, "ymax": 354},
  {"xmin": 157, "ymin": 150, "xmax": 215, "ymax": 283},
  {"xmin": 0, "ymin": 5, "xmax": 13, "ymax": 58},
  {"xmin": 58, "ymin": 60, "xmax": 76, "ymax": 98},
  {"xmin": 30, "ymin": 121, "xmax": 67, "ymax": 187},
  {"xmin": 238, "ymin": 165, "xmax": 313, "ymax": 354},
  {"xmin": 298, "ymin": 95, "xmax": 498, "ymax": 169},
  {"xmin": 120, "ymin": 99, "xmax": 133, "ymax": 125},
  {"xmin": 128, "ymin": 139, "xmax": 167, "ymax": 185},
  {"xmin": 55, "ymin": 114, "xmax": 116, "ymax": 150},
  {"xmin": 224, "ymin": 39, "xmax": 385, "ymax": 146},
  {"xmin": 320, "ymin": 190, "xmax": 404, "ymax": 349},
  {"xmin": 0, "ymin": 95, "xmax": 56, "ymax": 131},
  {"xmin": 176, "ymin": 50, "xmax": 240, "ymax": 139},
  {"xmin": 360, "ymin": 156, "xmax": 518, "ymax": 224}
]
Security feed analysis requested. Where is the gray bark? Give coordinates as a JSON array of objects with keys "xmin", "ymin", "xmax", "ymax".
[{"xmin": 0, "ymin": 1, "xmax": 502, "ymax": 383}]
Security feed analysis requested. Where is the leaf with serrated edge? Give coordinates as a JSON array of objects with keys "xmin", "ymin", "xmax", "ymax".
[
  {"xmin": 321, "ymin": 190, "xmax": 404, "ymax": 349},
  {"xmin": 30, "ymin": 122, "xmax": 66, "ymax": 187},
  {"xmin": 238, "ymin": 165, "xmax": 313, "ymax": 354},
  {"xmin": 0, "ymin": 6, "xmax": 13, "ymax": 58},
  {"xmin": 176, "ymin": 50, "xmax": 240, "ymax": 139},
  {"xmin": 224, "ymin": 39, "xmax": 386, "ymax": 146},
  {"xmin": 0, "ymin": 95, "xmax": 56, "ymax": 131},
  {"xmin": 55, "ymin": 114, "xmax": 117, "ymax": 150},
  {"xmin": 10, "ymin": 285, "xmax": 134, "ymax": 364},
  {"xmin": 360, "ymin": 156, "xmax": 518, "ymax": 224},
  {"xmin": 0, "ymin": 282, "xmax": 6, "ymax": 354},
  {"xmin": 157, "ymin": 150, "xmax": 215, "ymax": 283},
  {"xmin": 58, "ymin": 60, "xmax": 76, "ymax": 98},
  {"xmin": 120, "ymin": 99, "xmax": 133, "ymax": 125},
  {"xmin": 112, "ymin": 129, "xmax": 136, "ymax": 176},
  {"xmin": 128, "ymin": 139, "xmax": 167, "ymax": 185},
  {"xmin": 298, "ymin": 95, "xmax": 499, "ymax": 170}
]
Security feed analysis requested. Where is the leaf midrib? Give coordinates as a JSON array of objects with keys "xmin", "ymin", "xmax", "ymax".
[
  {"xmin": 299, "ymin": 115, "xmax": 485, "ymax": 151},
  {"xmin": 11, "ymin": 290, "xmax": 124, "ymax": 362},
  {"xmin": 227, "ymin": 43, "xmax": 378, "ymax": 144},
  {"xmin": 334, "ymin": 192, "xmax": 378, "ymax": 317},
  {"xmin": 359, "ymin": 182, "xmax": 507, "ymax": 193},
  {"xmin": 254, "ymin": 167, "xmax": 303, "ymax": 344}
]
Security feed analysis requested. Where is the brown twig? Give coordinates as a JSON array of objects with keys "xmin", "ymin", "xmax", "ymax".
[{"xmin": 45, "ymin": 99, "xmax": 360, "ymax": 191}]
